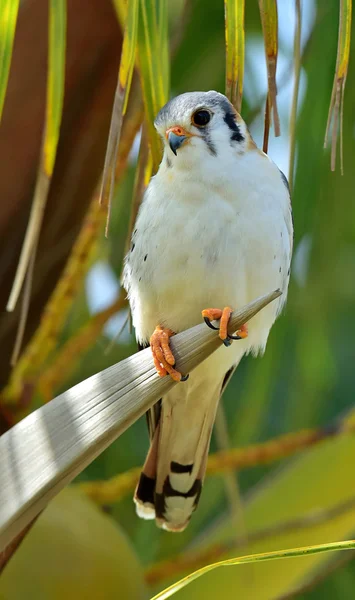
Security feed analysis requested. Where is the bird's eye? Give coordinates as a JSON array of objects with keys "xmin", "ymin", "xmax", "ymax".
[{"xmin": 192, "ymin": 110, "xmax": 211, "ymax": 127}]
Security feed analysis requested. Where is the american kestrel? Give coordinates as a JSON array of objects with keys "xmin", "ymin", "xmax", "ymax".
[{"xmin": 123, "ymin": 91, "xmax": 293, "ymax": 532}]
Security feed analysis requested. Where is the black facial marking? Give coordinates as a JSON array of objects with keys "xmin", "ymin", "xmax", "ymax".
[
  {"xmin": 144, "ymin": 254, "xmax": 148, "ymax": 261},
  {"xmin": 201, "ymin": 130, "xmax": 217, "ymax": 156},
  {"xmin": 166, "ymin": 156, "xmax": 172, "ymax": 168},
  {"xmin": 134, "ymin": 228, "xmax": 137, "ymax": 235},
  {"xmin": 223, "ymin": 111, "xmax": 244, "ymax": 143},
  {"xmin": 287, "ymin": 268, "xmax": 290, "ymax": 276},
  {"xmin": 170, "ymin": 461, "xmax": 193, "ymax": 474},
  {"xmin": 206, "ymin": 138, "xmax": 217, "ymax": 156},
  {"xmin": 279, "ymin": 266, "xmax": 282, "ymax": 273},
  {"xmin": 131, "ymin": 242, "xmax": 135, "ymax": 252}
]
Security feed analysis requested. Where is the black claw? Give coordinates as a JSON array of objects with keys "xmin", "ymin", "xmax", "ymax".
[
  {"xmin": 204, "ymin": 316, "xmax": 219, "ymax": 331},
  {"xmin": 223, "ymin": 338, "xmax": 232, "ymax": 347},
  {"xmin": 228, "ymin": 334, "xmax": 242, "ymax": 340},
  {"xmin": 180, "ymin": 373, "xmax": 189, "ymax": 382}
]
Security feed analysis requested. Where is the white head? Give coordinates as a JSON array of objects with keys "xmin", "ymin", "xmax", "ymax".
[{"xmin": 154, "ymin": 91, "xmax": 254, "ymax": 173}]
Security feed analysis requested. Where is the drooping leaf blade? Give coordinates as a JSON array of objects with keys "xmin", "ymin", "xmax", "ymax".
[
  {"xmin": 324, "ymin": 0, "xmax": 352, "ymax": 173},
  {"xmin": 137, "ymin": 0, "xmax": 169, "ymax": 172},
  {"xmin": 6, "ymin": 0, "xmax": 67, "ymax": 314},
  {"xmin": 0, "ymin": 0, "xmax": 20, "ymax": 121},
  {"xmin": 151, "ymin": 540, "xmax": 355, "ymax": 600},
  {"xmin": 288, "ymin": 0, "xmax": 302, "ymax": 192},
  {"xmin": 224, "ymin": 0, "xmax": 245, "ymax": 112},
  {"xmin": 258, "ymin": 0, "xmax": 280, "ymax": 151},
  {"xmin": 100, "ymin": 0, "xmax": 139, "ymax": 234},
  {"xmin": 44, "ymin": 0, "xmax": 66, "ymax": 176}
]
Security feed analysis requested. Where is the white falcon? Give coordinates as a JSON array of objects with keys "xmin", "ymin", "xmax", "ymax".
[{"xmin": 123, "ymin": 91, "xmax": 293, "ymax": 532}]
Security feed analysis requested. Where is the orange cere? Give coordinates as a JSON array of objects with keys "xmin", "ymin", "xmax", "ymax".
[{"xmin": 165, "ymin": 125, "xmax": 192, "ymax": 138}]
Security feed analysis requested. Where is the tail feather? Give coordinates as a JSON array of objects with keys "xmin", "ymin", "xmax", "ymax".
[
  {"xmin": 134, "ymin": 424, "xmax": 159, "ymax": 520},
  {"xmin": 134, "ymin": 373, "xmax": 223, "ymax": 532}
]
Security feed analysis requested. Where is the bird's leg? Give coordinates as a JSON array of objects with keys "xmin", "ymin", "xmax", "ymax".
[
  {"xmin": 150, "ymin": 326, "xmax": 189, "ymax": 382},
  {"xmin": 201, "ymin": 306, "xmax": 248, "ymax": 347}
]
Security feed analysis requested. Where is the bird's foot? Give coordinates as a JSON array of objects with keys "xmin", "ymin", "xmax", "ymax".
[
  {"xmin": 201, "ymin": 307, "xmax": 248, "ymax": 347},
  {"xmin": 150, "ymin": 326, "xmax": 189, "ymax": 382}
]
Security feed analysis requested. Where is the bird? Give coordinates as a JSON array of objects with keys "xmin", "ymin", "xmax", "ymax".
[{"xmin": 123, "ymin": 90, "xmax": 293, "ymax": 532}]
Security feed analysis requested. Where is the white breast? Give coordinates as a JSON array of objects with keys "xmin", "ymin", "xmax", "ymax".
[{"xmin": 123, "ymin": 148, "xmax": 292, "ymax": 360}]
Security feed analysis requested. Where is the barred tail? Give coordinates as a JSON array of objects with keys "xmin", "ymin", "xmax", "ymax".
[{"xmin": 134, "ymin": 376, "xmax": 223, "ymax": 532}]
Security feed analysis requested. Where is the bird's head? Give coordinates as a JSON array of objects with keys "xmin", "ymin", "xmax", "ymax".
[{"xmin": 154, "ymin": 91, "xmax": 254, "ymax": 171}]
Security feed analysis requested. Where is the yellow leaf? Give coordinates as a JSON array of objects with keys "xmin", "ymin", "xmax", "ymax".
[
  {"xmin": 324, "ymin": 0, "xmax": 352, "ymax": 173},
  {"xmin": 152, "ymin": 537, "xmax": 355, "ymax": 600},
  {"xmin": 44, "ymin": 0, "xmax": 66, "ymax": 176},
  {"xmin": 0, "ymin": 0, "xmax": 20, "ymax": 121},
  {"xmin": 259, "ymin": 0, "xmax": 280, "ymax": 144},
  {"xmin": 100, "ymin": 0, "xmax": 139, "ymax": 232},
  {"xmin": 224, "ymin": 0, "xmax": 245, "ymax": 112},
  {"xmin": 6, "ymin": 0, "xmax": 66, "ymax": 314},
  {"xmin": 137, "ymin": 0, "xmax": 169, "ymax": 172},
  {"xmin": 0, "ymin": 488, "xmax": 147, "ymax": 600}
]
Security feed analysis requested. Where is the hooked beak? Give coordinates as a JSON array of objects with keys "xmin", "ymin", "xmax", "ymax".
[{"xmin": 166, "ymin": 126, "xmax": 190, "ymax": 155}]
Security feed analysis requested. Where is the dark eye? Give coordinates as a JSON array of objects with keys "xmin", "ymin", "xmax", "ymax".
[{"xmin": 192, "ymin": 110, "xmax": 211, "ymax": 127}]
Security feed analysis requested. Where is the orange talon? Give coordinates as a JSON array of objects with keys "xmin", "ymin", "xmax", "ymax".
[
  {"xmin": 236, "ymin": 323, "xmax": 248, "ymax": 339},
  {"xmin": 159, "ymin": 328, "xmax": 176, "ymax": 365},
  {"xmin": 219, "ymin": 307, "xmax": 233, "ymax": 341},
  {"xmin": 202, "ymin": 306, "xmax": 248, "ymax": 346},
  {"xmin": 150, "ymin": 326, "xmax": 188, "ymax": 382}
]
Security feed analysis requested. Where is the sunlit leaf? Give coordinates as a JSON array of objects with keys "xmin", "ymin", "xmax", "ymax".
[
  {"xmin": 44, "ymin": 0, "xmax": 66, "ymax": 176},
  {"xmin": 0, "ymin": 292, "xmax": 279, "ymax": 552},
  {"xmin": 100, "ymin": 0, "xmax": 139, "ymax": 234},
  {"xmin": 6, "ymin": 0, "xmax": 66, "ymax": 318},
  {"xmin": 224, "ymin": 0, "xmax": 245, "ymax": 112},
  {"xmin": 0, "ymin": 0, "xmax": 20, "ymax": 121},
  {"xmin": 157, "ymin": 0, "xmax": 169, "ymax": 101},
  {"xmin": 151, "ymin": 540, "xmax": 355, "ymax": 600},
  {"xmin": 324, "ymin": 0, "xmax": 352, "ymax": 173},
  {"xmin": 288, "ymin": 0, "xmax": 302, "ymax": 192},
  {"xmin": 258, "ymin": 0, "xmax": 280, "ymax": 152},
  {"xmin": 137, "ymin": 0, "xmax": 169, "ymax": 172}
]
